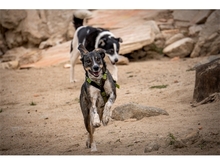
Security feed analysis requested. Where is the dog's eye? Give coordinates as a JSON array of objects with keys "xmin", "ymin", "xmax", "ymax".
[
  {"xmin": 96, "ymin": 57, "xmax": 101, "ymax": 62},
  {"xmin": 86, "ymin": 59, "xmax": 91, "ymax": 64},
  {"xmin": 108, "ymin": 49, "xmax": 114, "ymax": 54}
]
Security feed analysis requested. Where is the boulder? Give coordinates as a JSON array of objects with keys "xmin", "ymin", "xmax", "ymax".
[
  {"xmin": 18, "ymin": 10, "xmax": 50, "ymax": 46},
  {"xmin": 188, "ymin": 24, "xmax": 204, "ymax": 36},
  {"xmin": 112, "ymin": 103, "xmax": 169, "ymax": 121},
  {"xmin": 0, "ymin": 10, "xmax": 27, "ymax": 29},
  {"xmin": 192, "ymin": 58, "xmax": 220, "ymax": 106},
  {"xmin": 0, "ymin": 10, "xmax": 75, "ymax": 51},
  {"xmin": 172, "ymin": 10, "xmax": 212, "ymax": 27},
  {"xmin": 113, "ymin": 25, "xmax": 155, "ymax": 55},
  {"xmin": 1, "ymin": 46, "xmax": 42, "ymax": 66},
  {"xmin": 191, "ymin": 10, "xmax": 220, "ymax": 57},
  {"xmin": 165, "ymin": 33, "xmax": 185, "ymax": 46},
  {"xmin": 144, "ymin": 142, "xmax": 160, "ymax": 153},
  {"xmin": 163, "ymin": 37, "xmax": 195, "ymax": 58},
  {"xmin": 0, "ymin": 60, "xmax": 19, "ymax": 69}
]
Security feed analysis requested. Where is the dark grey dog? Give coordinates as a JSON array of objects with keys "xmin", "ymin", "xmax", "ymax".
[{"xmin": 78, "ymin": 44, "xmax": 117, "ymax": 152}]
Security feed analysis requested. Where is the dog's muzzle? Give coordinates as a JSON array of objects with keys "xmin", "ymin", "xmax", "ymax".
[
  {"xmin": 111, "ymin": 58, "xmax": 118, "ymax": 65},
  {"xmin": 89, "ymin": 65, "xmax": 101, "ymax": 77}
]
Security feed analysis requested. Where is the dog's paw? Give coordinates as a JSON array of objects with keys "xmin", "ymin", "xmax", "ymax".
[
  {"xmin": 86, "ymin": 140, "xmax": 91, "ymax": 148},
  {"xmin": 91, "ymin": 142, "xmax": 97, "ymax": 152},
  {"xmin": 70, "ymin": 79, "xmax": 77, "ymax": 83},
  {"xmin": 92, "ymin": 113, "xmax": 101, "ymax": 127},
  {"xmin": 102, "ymin": 115, "xmax": 109, "ymax": 126}
]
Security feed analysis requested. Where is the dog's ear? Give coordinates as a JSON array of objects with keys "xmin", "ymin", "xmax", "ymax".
[
  {"xmin": 95, "ymin": 48, "xmax": 106, "ymax": 59},
  {"xmin": 117, "ymin": 37, "xmax": 123, "ymax": 43},
  {"xmin": 78, "ymin": 44, "xmax": 88, "ymax": 55}
]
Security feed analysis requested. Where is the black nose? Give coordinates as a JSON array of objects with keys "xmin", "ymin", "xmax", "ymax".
[
  {"xmin": 114, "ymin": 58, "xmax": 118, "ymax": 63},
  {"xmin": 93, "ymin": 65, "xmax": 99, "ymax": 71}
]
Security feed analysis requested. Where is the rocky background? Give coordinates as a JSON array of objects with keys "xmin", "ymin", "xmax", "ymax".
[{"xmin": 0, "ymin": 9, "xmax": 220, "ymax": 68}]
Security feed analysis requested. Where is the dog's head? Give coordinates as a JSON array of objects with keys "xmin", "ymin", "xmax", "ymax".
[
  {"xmin": 98, "ymin": 36, "xmax": 123, "ymax": 65},
  {"xmin": 78, "ymin": 44, "xmax": 106, "ymax": 79}
]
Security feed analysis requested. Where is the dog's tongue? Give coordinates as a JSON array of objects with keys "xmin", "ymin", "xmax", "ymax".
[{"xmin": 92, "ymin": 71, "xmax": 100, "ymax": 77}]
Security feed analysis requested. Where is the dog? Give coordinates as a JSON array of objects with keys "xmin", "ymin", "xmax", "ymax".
[
  {"xmin": 70, "ymin": 10, "xmax": 123, "ymax": 83},
  {"xmin": 78, "ymin": 43, "xmax": 117, "ymax": 152}
]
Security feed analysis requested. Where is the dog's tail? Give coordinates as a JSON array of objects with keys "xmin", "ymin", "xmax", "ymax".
[{"xmin": 73, "ymin": 10, "xmax": 92, "ymax": 30}]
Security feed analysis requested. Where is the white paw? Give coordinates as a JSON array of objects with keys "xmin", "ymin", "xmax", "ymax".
[
  {"xmin": 92, "ymin": 113, "xmax": 101, "ymax": 127},
  {"xmin": 102, "ymin": 114, "xmax": 109, "ymax": 126},
  {"xmin": 91, "ymin": 142, "xmax": 97, "ymax": 152},
  {"xmin": 70, "ymin": 79, "xmax": 77, "ymax": 83}
]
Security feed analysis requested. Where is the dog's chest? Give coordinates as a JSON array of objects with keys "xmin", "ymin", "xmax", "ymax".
[{"xmin": 88, "ymin": 80, "xmax": 112, "ymax": 104}]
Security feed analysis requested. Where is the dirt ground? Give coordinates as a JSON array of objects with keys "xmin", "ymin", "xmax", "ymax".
[{"xmin": 0, "ymin": 56, "xmax": 220, "ymax": 155}]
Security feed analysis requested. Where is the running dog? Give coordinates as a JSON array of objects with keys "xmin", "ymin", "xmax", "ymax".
[
  {"xmin": 78, "ymin": 43, "xmax": 117, "ymax": 152},
  {"xmin": 70, "ymin": 10, "xmax": 123, "ymax": 83}
]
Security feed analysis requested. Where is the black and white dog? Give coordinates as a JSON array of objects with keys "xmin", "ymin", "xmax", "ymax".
[
  {"xmin": 78, "ymin": 43, "xmax": 117, "ymax": 152},
  {"xmin": 70, "ymin": 11, "xmax": 123, "ymax": 83}
]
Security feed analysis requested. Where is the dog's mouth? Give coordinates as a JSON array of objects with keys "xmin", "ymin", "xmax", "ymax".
[{"xmin": 89, "ymin": 70, "xmax": 101, "ymax": 77}]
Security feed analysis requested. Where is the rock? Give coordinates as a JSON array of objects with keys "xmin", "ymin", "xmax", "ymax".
[
  {"xmin": 128, "ymin": 49, "xmax": 147, "ymax": 61},
  {"xmin": 0, "ymin": 10, "xmax": 27, "ymax": 29},
  {"xmin": 74, "ymin": 9, "xmax": 92, "ymax": 19},
  {"xmin": 173, "ymin": 10, "xmax": 200, "ymax": 22},
  {"xmin": 161, "ymin": 29, "xmax": 180, "ymax": 41},
  {"xmin": 19, "ymin": 10, "xmax": 50, "ymax": 46},
  {"xmin": 45, "ymin": 10, "xmax": 75, "ymax": 35},
  {"xmin": 193, "ymin": 54, "xmax": 220, "ymax": 69},
  {"xmin": 191, "ymin": 10, "xmax": 220, "ymax": 57},
  {"xmin": 0, "ymin": 10, "xmax": 75, "ymax": 51},
  {"xmin": 117, "ymin": 55, "xmax": 129, "ymax": 65},
  {"xmin": 39, "ymin": 33, "xmax": 66, "ymax": 49},
  {"xmin": 20, "ymin": 41, "xmax": 70, "ymax": 68},
  {"xmin": 5, "ymin": 30, "xmax": 24, "ymax": 49},
  {"xmin": 158, "ymin": 24, "xmax": 174, "ymax": 31},
  {"xmin": 144, "ymin": 142, "xmax": 160, "ymax": 153},
  {"xmin": 173, "ymin": 10, "xmax": 213, "ymax": 29},
  {"xmin": 165, "ymin": 33, "xmax": 185, "ymax": 46},
  {"xmin": 0, "ymin": 33, "xmax": 8, "ymax": 55},
  {"xmin": 0, "ymin": 61, "xmax": 19, "ymax": 69},
  {"xmin": 166, "ymin": 133, "xmax": 186, "ymax": 149},
  {"xmin": 114, "ymin": 24, "xmax": 155, "ymax": 55},
  {"xmin": 192, "ymin": 58, "xmax": 220, "ymax": 105},
  {"xmin": 188, "ymin": 24, "xmax": 204, "ymax": 36},
  {"xmin": 1, "ymin": 47, "xmax": 42, "ymax": 66},
  {"xmin": 163, "ymin": 37, "xmax": 195, "ymax": 58},
  {"xmin": 144, "ymin": 20, "xmax": 161, "ymax": 35},
  {"xmin": 112, "ymin": 103, "xmax": 169, "ymax": 121},
  {"xmin": 181, "ymin": 130, "xmax": 200, "ymax": 145}
]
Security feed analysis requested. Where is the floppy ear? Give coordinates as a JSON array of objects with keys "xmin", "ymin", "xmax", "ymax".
[
  {"xmin": 95, "ymin": 48, "xmax": 106, "ymax": 59},
  {"xmin": 78, "ymin": 44, "xmax": 88, "ymax": 55},
  {"xmin": 117, "ymin": 37, "xmax": 123, "ymax": 43}
]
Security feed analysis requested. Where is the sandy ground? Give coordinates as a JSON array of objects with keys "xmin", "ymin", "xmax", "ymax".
[{"xmin": 0, "ymin": 56, "xmax": 220, "ymax": 155}]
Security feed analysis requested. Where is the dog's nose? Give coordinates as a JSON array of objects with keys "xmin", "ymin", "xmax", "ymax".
[
  {"xmin": 114, "ymin": 58, "xmax": 118, "ymax": 63},
  {"xmin": 93, "ymin": 65, "xmax": 99, "ymax": 71}
]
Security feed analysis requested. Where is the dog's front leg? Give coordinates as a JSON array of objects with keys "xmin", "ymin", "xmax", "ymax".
[
  {"xmin": 102, "ymin": 92, "xmax": 116, "ymax": 126},
  {"xmin": 90, "ymin": 96, "xmax": 101, "ymax": 128},
  {"xmin": 111, "ymin": 64, "xmax": 118, "ymax": 82}
]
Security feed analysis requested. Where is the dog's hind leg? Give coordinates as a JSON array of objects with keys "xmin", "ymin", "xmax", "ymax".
[
  {"xmin": 70, "ymin": 49, "xmax": 80, "ymax": 83},
  {"xmin": 86, "ymin": 124, "xmax": 97, "ymax": 152}
]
